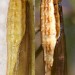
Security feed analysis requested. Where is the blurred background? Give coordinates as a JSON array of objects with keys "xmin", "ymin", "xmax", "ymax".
[
  {"xmin": 62, "ymin": 0, "xmax": 75, "ymax": 75},
  {"xmin": 35, "ymin": 0, "xmax": 75, "ymax": 75}
]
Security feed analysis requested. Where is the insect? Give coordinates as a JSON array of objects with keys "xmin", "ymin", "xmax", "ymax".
[{"xmin": 41, "ymin": 0, "xmax": 60, "ymax": 75}]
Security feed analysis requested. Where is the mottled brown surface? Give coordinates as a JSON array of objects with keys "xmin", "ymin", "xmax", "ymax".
[{"xmin": 35, "ymin": 0, "xmax": 67, "ymax": 75}]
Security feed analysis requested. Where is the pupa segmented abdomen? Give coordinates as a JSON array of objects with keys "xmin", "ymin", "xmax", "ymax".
[{"xmin": 41, "ymin": 0, "xmax": 60, "ymax": 74}]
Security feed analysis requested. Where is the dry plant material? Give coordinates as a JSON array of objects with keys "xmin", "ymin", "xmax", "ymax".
[
  {"xmin": 41, "ymin": 0, "xmax": 60, "ymax": 75},
  {"xmin": 7, "ymin": 0, "xmax": 26, "ymax": 75}
]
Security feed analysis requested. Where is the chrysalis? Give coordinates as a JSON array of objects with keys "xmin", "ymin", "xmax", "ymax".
[{"xmin": 41, "ymin": 0, "xmax": 60, "ymax": 74}]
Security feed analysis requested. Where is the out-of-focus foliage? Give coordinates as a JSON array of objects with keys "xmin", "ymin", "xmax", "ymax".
[
  {"xmin": 63, "ymin": 0, "xmax": 75, "ymax": 75},
  {"xmin": 64, "ymin": 11, "xmax": 75, "ymax": 63},
  {"xmin": 69, "ymin": 0, "xmax": 75, "ymax": 8},
  {"xmin": 64, "ymin": 11, "xmax": 75, "ymax": 75}
]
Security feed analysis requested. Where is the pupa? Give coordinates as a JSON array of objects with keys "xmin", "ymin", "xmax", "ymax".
[{"xmin": 41, "ymin": 0, "xmax": 60, "ymax": 75}]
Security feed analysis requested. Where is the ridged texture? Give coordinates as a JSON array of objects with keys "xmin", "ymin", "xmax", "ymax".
[
  {"xmin": 7, "ymin": 0, "xmax": 26, "ymax": 75},
  {"xmin": 41, "ymin": 0, "xmax": 60, "ymax": 75},
  {"xmin": 54, "ymin": 2, "xmax": 60, "ymax": 39}
]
